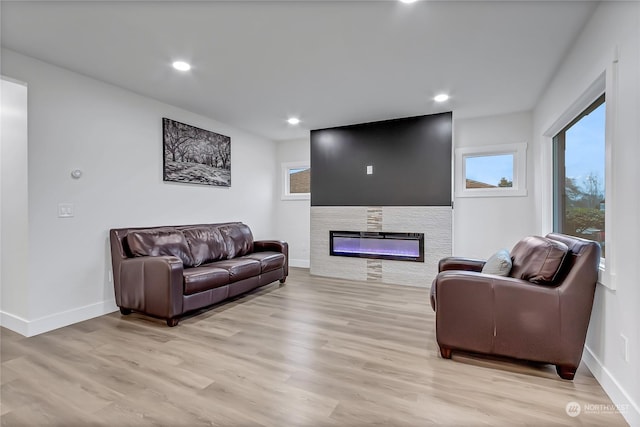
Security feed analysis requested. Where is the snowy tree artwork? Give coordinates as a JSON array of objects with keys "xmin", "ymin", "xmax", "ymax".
[{"xmin": 163, "ymin": 118, "xmax": 231, "ymax": 187}]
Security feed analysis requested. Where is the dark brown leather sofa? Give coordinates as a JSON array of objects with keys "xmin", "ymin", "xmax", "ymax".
[
  {"xmin": 431, "ymin": 233, "xmax": 600, "ymax": 380},
  {"xmin": 110, "ymin": 222, "xmax": 288, "ymax": 326}
]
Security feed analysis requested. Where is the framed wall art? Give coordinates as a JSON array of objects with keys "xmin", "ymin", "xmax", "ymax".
[{"xmin": 162, "ymin": 118, "xmax": 231, "ymax": 187}]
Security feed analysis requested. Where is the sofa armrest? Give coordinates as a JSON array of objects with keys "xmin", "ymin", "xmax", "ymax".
[
  {"xmin": 254, "ymin": 240, "xmax": 289, "ymax": 277},
  {"xmin": 438, "ymin": 256, "xmax": 486, "ymax": 273},
  {"xmin": 254, "ymin": 240, "xmax": 287, "ymax": 253},
  {"xmin": 114, "ymin": 256, "xmax": 184, "ymax": 319}
]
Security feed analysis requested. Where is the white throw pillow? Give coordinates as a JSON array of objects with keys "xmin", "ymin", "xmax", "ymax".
[{"xmin": 481, "ymin": 249, "xmax": 512, "ymax": 276}]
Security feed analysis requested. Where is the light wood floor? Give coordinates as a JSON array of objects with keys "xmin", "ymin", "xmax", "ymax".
[{"xmin": 0, "ymin": 268, "xmax": 628, "ymax": 426}]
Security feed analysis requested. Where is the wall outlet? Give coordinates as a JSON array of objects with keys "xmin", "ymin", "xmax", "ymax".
[
  {"xmin": 108, "ymin": 270, "xmax": 113, "ymax": 283},
  {"xmin": 621, "ymin": 334, "xmax": 629, "ymax": 363}
]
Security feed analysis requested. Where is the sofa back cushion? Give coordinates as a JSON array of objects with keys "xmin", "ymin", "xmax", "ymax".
[
  {"xmin": 126, "ymin": 228, "xmax": 194, "ymax": 267},
  {"xmin": 182, "ymin": 226, "xmax": 227, "ymax": 266},
  {"xmin": 218, "ymin": 223, "xmax": 254, "ymax": 259},
  {"xmin": 509, "ymin": 236, "xmax": 568, "ymax": 284}
]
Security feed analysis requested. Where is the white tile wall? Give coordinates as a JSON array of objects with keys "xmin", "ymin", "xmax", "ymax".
[{"xmin": 310, "ymin": 206, "xmax": 452, "ymax": 287}]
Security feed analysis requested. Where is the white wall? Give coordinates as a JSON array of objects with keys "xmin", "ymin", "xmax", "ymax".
[
  {"xmin": 453, "ymin": 111, "xmax": 535, "ymax": 258},
  {"xmin": 1, "ymin": 78, "xmax": 30, "ymax": 329},
  {"xmin": 275, "ymin": 137, "xmax": 310, "ymax": 267},
  {"xmin": 0, "ymin": 49, "xmax": 278, "ymax": 336},
  {"xmin": 532, "ymin": 2, "xmax": 640, "ymax": 425}
]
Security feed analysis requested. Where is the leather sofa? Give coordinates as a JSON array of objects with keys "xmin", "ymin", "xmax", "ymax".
[
  {"xmin": 110, "ymin": 222, "xmax": 288, "ymax": 326},
  {"xmin": 430, "ymin": 233, "xmax": 600, "ymax": 380}
]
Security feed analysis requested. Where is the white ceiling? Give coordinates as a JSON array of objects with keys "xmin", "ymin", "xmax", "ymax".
[{"xmin": 1, "ymin": 1, "xmax": 597, "ymax": 141}]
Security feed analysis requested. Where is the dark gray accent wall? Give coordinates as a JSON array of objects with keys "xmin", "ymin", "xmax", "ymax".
[{"xmin": 311, "ymin": 112, "xmax": 452, "ymax": 206}]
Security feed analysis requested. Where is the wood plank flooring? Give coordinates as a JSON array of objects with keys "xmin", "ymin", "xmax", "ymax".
[{"xmin": 0, "ymin": 268, "xmax": 628, "ymax": 426}]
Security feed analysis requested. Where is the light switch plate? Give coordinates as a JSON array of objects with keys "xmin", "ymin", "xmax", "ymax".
[
  {"xmin": 366, "ymin": 165, "xmax": 373, "ymax": 175},
  {"xmin": 58, "ymin": 203, "xmax": 74, "ymax": 218}
]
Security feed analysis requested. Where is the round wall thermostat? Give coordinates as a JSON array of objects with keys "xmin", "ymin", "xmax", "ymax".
[{"xmin": 71, "ymin": 169, "xmax": 82, "ymax": 179}]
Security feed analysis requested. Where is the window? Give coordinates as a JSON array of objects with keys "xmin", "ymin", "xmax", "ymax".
[
  {"xmin": 455, "ymin": 143, "xmax": 527, "ymax": 197},
  {"xmin": 465, "ymin": 154, "xmax": 514, "ymax": 189},
  {"xmin": 282, "ymin": 161, "xmax": 310, "ymax": 200},
  {"xmin": 553, "ymin": 94, "xmax": 606, "ymax": 257}
]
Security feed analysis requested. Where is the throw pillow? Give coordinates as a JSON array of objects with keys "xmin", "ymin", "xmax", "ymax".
[{"xmin": 481, "ymin": 249, "xmax": 512, "ymax": 276}]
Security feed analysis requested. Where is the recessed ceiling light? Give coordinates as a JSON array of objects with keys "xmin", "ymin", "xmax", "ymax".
[
  {"xmin": 287, "ymin": 117, "xmax": 300, "ymax": 125},
  {"xmin": 399, "ymin": 0, "xmax": 418, "ymax": 3},
  {"xmin": 434, "ymin": 94, "xmax": 450, "ymax": 102},
  {"xmin": 172, "ymin": 61, "xmax": 191, "ymax": 71}
]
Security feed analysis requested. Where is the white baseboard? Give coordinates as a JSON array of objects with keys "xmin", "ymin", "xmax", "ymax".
[
  {"xmin": 0, "ymin": 299, "xmax": 119, "ymax": 337},
  {"xmin": 289, "ymin": 258, "xmax": 310, "ymax": 268},
  {"xmin": 0, "ymin": 311, "xmax": 30, "ymax": 336},
  {"xmin": 583, "ymin": 345, "xmax": 639, "ymax": 426}
]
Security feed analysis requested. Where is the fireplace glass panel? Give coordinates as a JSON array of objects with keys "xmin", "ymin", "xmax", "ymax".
[{"xmin": 330, "ymin": 231, "xmax": 424, "ymax": 262}]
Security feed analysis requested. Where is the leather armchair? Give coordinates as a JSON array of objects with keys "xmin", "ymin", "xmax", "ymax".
[{"xmin": 430, "ymin": 233, "xmax": 601, "ymax": 380}]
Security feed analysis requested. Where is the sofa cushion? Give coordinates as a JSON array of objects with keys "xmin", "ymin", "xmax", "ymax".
[
  {"xmin": 182, "ymin": 226, "xmax": 227, "ymax": 266},
  {"xmin": 481, "ymin": 249, "xmax": 512, "ymax": 277},
  {"xmin": 243, "ymin": 252, "xmax": 286, "ymax": 274},
  {"xmin": 127, "ymin": 228, "xmax": 193, "ymax": 267},
  {"xmin": 509, "ymin": 236, "xmax": 569, "ymax": 284},
  {"xmin": 218, "ymin": 223, "xmax": 254, "ymax": 259},
  {"xmin": 183, "ymin": 266, "xmax": 230, "ymax": 295},
  {"xmin": 211, "ymin": 258, "xmax": 261, "ymax": 283}
]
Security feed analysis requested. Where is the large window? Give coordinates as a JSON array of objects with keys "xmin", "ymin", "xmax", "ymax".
[{"xmin": 553, "ymin": 94, "xmax": 606, "ymax": 256}]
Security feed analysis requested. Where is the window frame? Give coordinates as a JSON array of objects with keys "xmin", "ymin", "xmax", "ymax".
[
  {"xmin": 281, "ymin": 161, "xmax": 310, "ymax": 201},
  {"xmin": 552, "ymin": 94, "xmax": 605, "ymax": 248},
  {"xmin": 455, "ymin": 142, "xmax": 527, "ymax": 198},
  {"xmin": 544, "ymin": 71, "xmax": 614, "ymax": 289}
]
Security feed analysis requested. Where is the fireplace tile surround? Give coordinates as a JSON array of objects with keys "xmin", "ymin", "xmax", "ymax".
[{"xmin": 310, "ymin": 206, "xmax": 452, "ymax": 287}]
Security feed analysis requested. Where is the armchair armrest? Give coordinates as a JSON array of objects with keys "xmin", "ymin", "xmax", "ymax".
[
  {"xmin": 114, "ymin": 256, "xmax": 184, "ymax": 319},
  {"xmin": 438, "ymin": 256, "xmax": 486, "ymax": 272}
]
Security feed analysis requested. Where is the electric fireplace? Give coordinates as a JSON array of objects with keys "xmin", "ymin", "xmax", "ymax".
[{"xmin": 330, "ymin": 231, "xmax": 424, "ymax": 262}]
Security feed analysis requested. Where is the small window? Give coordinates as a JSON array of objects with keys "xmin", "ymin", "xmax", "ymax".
[
  {"xmin": 282, "ymin": 162, "xmax": 310, "ymax": 200},
  {"xmin": 455, "ymin": 143, "xmax": 527, "ymax": 197},
  {"xmin": 465, "ymin": 154, "xmax": 514, "ymax": 189}
]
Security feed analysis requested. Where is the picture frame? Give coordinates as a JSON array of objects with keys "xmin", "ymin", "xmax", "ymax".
[{"xmin": 162, "ymin": 118, "xmax": 231, "ymax": 187}]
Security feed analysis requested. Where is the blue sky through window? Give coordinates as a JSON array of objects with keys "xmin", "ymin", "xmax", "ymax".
[
  {"xmin": 465, "ymin": 154, "xmax": 513, "ymax": 187},
  {"xmin": 565, "ymin": 102, "xmax": 605, "ymax": 195},
  {"xmin": 289, "ymin": 167, "xmax": 309, "ymax": 175}
]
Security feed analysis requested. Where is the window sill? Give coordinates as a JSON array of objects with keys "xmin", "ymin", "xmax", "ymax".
[
  {"xmin": 597, "ymin": 261, "xmax": 615, "ymax": 290},
  {"xmin": 282, "ymin": 194, "xmax": 310, "ymax": 201},
  {"xmin": 456, "ymin": 188, "xmax": 527, "ymax": 198}
]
